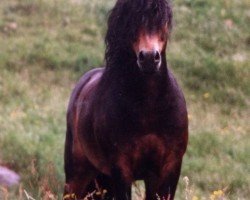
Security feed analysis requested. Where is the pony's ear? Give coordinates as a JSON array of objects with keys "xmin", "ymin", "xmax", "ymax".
[
  {"xmin": 164, "ymin": 22, "xmax": 171, "ymax": 34},
  {"xmin": 165, "ymin": 22, "xmax": 169, "ymax": 32},
  {"xmin": 165, "ymin": 22, "xmax": 172, "ymax": 40}
]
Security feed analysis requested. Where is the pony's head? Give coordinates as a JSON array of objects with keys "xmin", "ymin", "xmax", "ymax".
[{"xmin": 105, "ymin": 0, "xmax": 172, "ymax": 74}]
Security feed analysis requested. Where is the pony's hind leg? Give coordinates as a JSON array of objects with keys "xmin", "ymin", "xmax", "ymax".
[
  {"xmin": 111, "ymin": 167, "xmax": 131, "ymax": 200},
  {"xmin": 144, "ymin": 172, "xmax": 161, "ymax": 200},
  {"xmin": 64, "ymin": 126, "xmax": 116, "ymax": 199},
  {"xmin": 64, "ymin": 158, "xmax": 97, "ymax": 200},
  {"xmin": 64, "ymin": 127, "xmax": 97, "ymax": 199},
  {"xmin": 93, "ymin": 174, "xmax": 115, "ymax": 200}
]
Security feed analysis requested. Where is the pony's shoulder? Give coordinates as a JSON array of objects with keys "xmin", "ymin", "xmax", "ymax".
[{"xmin": 67, "ymin": 67, "xmax": 104, "ymax": 115}]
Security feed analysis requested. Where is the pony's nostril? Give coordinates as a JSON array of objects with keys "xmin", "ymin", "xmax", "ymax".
[
  {"xmin": 154, "ymin": 51, "xmax": 161, "ymax": 63},
  {"xmin": 138, "ymin": 51, "xmax": 145, "ymax": 63},
  {"xmin": 138, "ymin": 50, "xmax": 161, "ymax": 69}
]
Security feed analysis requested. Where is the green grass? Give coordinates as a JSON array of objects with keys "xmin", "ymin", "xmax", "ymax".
[{"xmin": 0, "ymin": 0, "xmax": 249, "ymax": 199}]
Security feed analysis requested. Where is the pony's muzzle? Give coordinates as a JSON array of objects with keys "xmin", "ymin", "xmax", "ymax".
[{"xmin": 137, "ymin": 50, "xmax": 161, "ymax": 73}]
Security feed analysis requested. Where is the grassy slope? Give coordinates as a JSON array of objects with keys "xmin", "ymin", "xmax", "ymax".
[{"xmin": 0, "ymin": 0, "xmax": 249, "ymax": 199}]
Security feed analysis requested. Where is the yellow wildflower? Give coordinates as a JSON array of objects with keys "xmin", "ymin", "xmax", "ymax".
[
  {"xmin": 192, "ymin": 196, "xmax": 199, "ymax": 200},
  {"xmin": 203, "ymin": 92, "xmax": 210, "ymax": 99},
  {"xmin": 210, "ymin": 189, "xmax": 224, "ymax": 200}
]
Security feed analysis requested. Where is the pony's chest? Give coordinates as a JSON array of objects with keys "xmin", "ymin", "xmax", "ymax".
[
  {"xmin": 137, "ymin": 104, "xmax": 169, "ymax": 132},
  {"xmin": 122, "ymin": 97, "xmax": 171, "ymax": 132}
]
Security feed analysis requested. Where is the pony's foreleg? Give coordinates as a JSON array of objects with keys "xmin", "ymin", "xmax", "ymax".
[
  {"xmin": 63, "ymin": 157, "xmax": 97, "ymax": 200},
  {"xmin": 144, "ymin": 161, "xmax": 182, "ymax": 200},
  {"xmin": 158, "ymin": 162, "xmax": 182, "ymax": 200}
]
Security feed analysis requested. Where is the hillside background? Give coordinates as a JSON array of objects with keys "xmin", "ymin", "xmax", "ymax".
[{"xmin": 0, "ymin": 0, "xmax": 249, "ymax": 199}]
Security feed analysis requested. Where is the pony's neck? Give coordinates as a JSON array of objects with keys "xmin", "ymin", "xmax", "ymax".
[
  {"xmin": 105, "ymin": 48, "xmax": 169, "ymax": 87},
  {"xmin": 107, "ymin": 53, "xmax": 169, "ymax": 100}
]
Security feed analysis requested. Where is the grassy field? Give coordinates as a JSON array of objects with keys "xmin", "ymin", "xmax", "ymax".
[{"xmin": 0, "ymin": 0, "xmax": 249, "ymax": 199}]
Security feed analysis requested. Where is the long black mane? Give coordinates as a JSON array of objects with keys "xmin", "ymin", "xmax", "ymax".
[{"xmin": 105, "ymin": 0, "xmax": 173, "ymax": 67}]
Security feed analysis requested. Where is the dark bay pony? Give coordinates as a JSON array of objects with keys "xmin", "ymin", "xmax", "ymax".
[{"xmin": 64, "ymin": 0, "xmax": 188, "ymax": 199}]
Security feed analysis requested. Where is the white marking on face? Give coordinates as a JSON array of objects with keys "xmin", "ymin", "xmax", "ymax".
[
  {"xmin": 133, "ymin": 30, "xmax": 167, "ymax": 71},
  {"xmin": 133, "ymin": 30, "xmax": 166, "ymax": 56}
]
